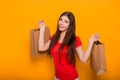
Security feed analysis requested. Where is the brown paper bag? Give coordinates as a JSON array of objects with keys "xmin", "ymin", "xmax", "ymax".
[
  {"xmin": 30, "ymin": 27, "xmax": 50, "ymax": 57},
  {"xmin": 90, "ymin": 41, "xmax": 107, "ymax": 75}
]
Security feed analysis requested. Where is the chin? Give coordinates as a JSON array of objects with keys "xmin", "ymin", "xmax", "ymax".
[
  {"xmin": 59, "ymin": 29, "xmax": 68, "ymax": 32},
  {"xmin": 59, "ymin": 28, "xmax": 64, "ymax": 31}
]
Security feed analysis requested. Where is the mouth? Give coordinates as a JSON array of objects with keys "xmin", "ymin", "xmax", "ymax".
[
  {"xmin": 59, "ymin": 25, "xmax": 64, "ymax": 28},
  {"xmin": 60, "ymin": 26, "xmax": 64, "ymax": 28},
  {"xmin": 59, "ymin": 26, "xmax": 65, "ymax": 30}
]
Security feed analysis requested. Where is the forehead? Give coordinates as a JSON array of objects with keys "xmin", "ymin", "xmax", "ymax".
[{"xmin": 60, "ymin": 16, "xmax": 69, "ymax": 21}]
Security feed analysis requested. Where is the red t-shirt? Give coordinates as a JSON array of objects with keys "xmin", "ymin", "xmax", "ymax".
[{"xmin": 51, "ymin": 36, "xmax": 82, "ymax": 80}]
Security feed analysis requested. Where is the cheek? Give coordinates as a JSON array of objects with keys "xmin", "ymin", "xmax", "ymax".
[
  {"xmin": 58, "ymin": 21, "xmax": 60, "ymax": 24},
  {"xmin": 65, "ymin": 23, "xmax": 70, "ymax": 28},
  {"xmin": 58, "ymin": 21, "xmax": 62, "ymax": 26}
]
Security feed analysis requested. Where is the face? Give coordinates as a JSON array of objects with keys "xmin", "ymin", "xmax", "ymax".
[{"xmin": 58, "ymin": 15, "xmax": 70, "ymax": 32}]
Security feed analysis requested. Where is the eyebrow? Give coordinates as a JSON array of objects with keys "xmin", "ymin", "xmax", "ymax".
[{"xmin": 61, "ymin": 17, "xmax": 69, "ymax": 21}]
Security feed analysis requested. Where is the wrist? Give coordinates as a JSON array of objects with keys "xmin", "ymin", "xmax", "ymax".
[
  {"xmin": 40, "ymin": 26, "xmax": 45, "ymax": 30},
  {"xmin": 89, "ymin": 41, "xmax": 94, "ymax": 45}
]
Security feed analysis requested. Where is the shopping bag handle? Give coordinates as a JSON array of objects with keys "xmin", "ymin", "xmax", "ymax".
[{"xmin": 94, "ymin": 41, "xmax": 101, "ymax": 45}]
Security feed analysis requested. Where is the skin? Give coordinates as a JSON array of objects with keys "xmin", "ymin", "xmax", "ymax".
[
  {"xmin": 38, "ymin": 15, "xmax": 99, "ymax": 64},
  {"xmin": 58, "ymin": 16, "xmax": 70, "ymax": 43}
]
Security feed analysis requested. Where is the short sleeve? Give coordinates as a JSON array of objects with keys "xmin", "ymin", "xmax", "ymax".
[
  {"xmin": 75, "ymin": 36, "xmax": 82, "ymax": 48},
  {"xmin": 49, "ymin": 36, "xmax": 52, "ymax": 40},
  {"xmin": 49, "ymin": 35, "xmax": 54, "ymax": 40}
]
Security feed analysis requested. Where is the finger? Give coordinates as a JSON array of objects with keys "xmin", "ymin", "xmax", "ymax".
[
  {"xmin": 39, "ymin": 20, "xmax": 44, "ymax": 23},
  {"xmin": 95, "ymin": 34, "xmax": 100, "ymax": 39},
  {"xmin": 38, "ymin": 20, "xmax": 45, "ymax": 27}
]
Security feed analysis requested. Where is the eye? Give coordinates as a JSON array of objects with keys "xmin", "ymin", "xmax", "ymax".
[
  {"xmin": 65, "ymin": 20, "xmax": 68, "ymax": 23},
  {"xmin": 59, "ymin": 18, "xmax": 62, "ymax": 21}
]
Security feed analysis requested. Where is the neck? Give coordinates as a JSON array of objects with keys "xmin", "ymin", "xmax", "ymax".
[
  {"xmin": 58, "ymin": 30, "xmax": 67, "ymax": 43},
  {"xmin": 60, "ymin": 30, "xmax": 67, "ymax": 38}
]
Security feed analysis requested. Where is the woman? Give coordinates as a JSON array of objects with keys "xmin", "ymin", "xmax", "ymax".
[{"xmin": 38, "ymin": 11, "xmax": 99, "ymax": 80}]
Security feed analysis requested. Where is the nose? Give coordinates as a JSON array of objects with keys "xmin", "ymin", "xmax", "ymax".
[{"xmin": 60, "ymin": 21, "xmax": 64, "ymax": 25}]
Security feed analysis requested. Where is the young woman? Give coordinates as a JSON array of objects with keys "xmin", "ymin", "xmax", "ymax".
[{"xmin": 38, "ymin": 11, "xmax": 99, "ymax": 80}]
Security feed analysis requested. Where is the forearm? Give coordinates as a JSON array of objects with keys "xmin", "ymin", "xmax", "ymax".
[
  {"xmin": 38, "ymin": 27, "xmax": 45, "ymax": 51},
  {"xmin": 76, "ymin": 34, "xmax": 99, "ymax": 64},
  {"xmin": 82, "ymin": 42, "xmax": 94, "ymax": 63}
]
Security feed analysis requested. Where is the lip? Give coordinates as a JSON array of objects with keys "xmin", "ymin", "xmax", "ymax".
[
  {"xmin": 59, "ymin": 26, "xmax": 64, "ymax": 29},
  {"xmin": 59, "ymin": 25, "xmax": 64, "ymax": 28}
]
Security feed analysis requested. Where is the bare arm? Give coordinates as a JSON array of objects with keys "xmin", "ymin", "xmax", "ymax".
[
  {"xmin": 38, "ymin": 20, "xmax": 51, "ymax": 51},
  {"xmin": 76, "ymin": 34, "xmax": 99, "ymax": 64}
]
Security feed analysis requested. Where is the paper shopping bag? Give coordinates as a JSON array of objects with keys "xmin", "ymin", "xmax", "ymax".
[
  {"xmin": 30, "ymin": 27, "xmax": 50, "ymax": 57},
  {"xmin": 90, "ymin": 41, "xmax": 107, "ymax": 75}
]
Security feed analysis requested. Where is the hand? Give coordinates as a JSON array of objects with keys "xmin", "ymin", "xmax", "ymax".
[
  {"xmin": 89, "ymin": 33, "xmax": 100, "ymax": 43},
  {"xmin": 38, "ymin": 20, "xmax": 46, "ymax": 29}
]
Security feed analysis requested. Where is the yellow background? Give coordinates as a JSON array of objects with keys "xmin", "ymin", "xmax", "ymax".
[{"xmin": 0, "ymin": 0, "xmax": 120, "ymax": 80}]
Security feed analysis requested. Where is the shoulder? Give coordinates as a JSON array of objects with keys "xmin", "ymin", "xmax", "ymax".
[
  {"xmin": 75, "ymin": 36, "xmax": 82, "ymax": 42},
  {"xmin": 49, "ymin": 35, "xmax": 54, "ymax": 40},
  {"xmin": 75, "ymin": 36, "xmax": 82, "ymax": 48},
  {"xmin": 76, "ymin": 36, "xmax": 80, "ymax": 40}
]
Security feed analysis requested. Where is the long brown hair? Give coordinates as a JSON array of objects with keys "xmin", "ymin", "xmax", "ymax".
[{"xmin": 48, "ymin": 11, "xmax": 76, "ymax": 65}]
